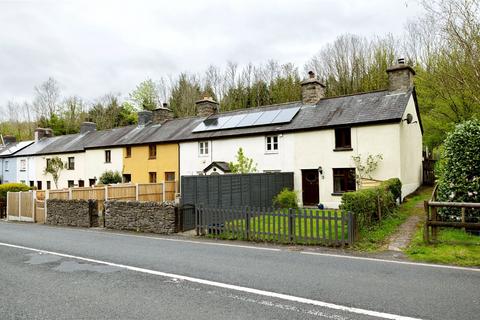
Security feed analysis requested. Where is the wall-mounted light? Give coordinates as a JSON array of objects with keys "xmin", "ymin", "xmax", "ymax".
[
  {"xmin": 318, "ymin": 166, "xmax": 324, "ymax": 179},
  {"xmin": 402, "ymin": 113, "xmax": 417, "ymax": 124}
]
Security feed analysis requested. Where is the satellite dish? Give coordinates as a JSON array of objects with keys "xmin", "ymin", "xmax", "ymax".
[{"xmin": 406, "ymin": 113, "xmax": 413, "ymax": 124}]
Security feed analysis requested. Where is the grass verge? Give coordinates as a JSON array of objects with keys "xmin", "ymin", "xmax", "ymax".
[
  {"xmin": 352, "ymin": 186, "xmax": 432, "ymax": 251},
  {"xmin": 405, "ymin": 227, "xmax": 480, "ymax": 267}
]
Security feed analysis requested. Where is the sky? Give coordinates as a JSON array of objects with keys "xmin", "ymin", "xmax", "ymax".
[{"xmin": 0, "ymin": 0, "xmax": 423, "ymax": 113}]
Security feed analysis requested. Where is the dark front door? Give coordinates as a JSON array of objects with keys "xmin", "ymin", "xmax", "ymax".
[{"xmin": 302, "ymin": 169, "xmax": 319, "ymax": 206}]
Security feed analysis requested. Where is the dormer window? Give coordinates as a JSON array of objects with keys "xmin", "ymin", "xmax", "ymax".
[{"xmin": 334, "ymin": 127, "xmax": 352, "ymax": 151}]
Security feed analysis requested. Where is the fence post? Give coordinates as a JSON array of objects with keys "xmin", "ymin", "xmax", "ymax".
[
  {"xmin": 245, "ymin": 207, "xmax": 250, "ymax": 240},
  {"xmin": 104, "ymin": 186, "xmax": 109, "ymax": 201},
  {"xmin": 6, "ymin": 191, "xmax": 9, "ymax": 220},
  {"xmin": 423, "ymin": 200, "xmax": 429, "ymax": 243},
  {"xmin": 32, "ymin": 190, "xmax": 36, "ymax": 222},
  {"xmin": 288, "ymin": 208, "xmax": 294, "ymax": 243},
  {"xmin": 162, "ymin": 182, "xmax": 166, "ymax": 202},
  {"xmin": 18, "ymin": 191, "xmax": 22, "ymax": 220},
  {"xmin": 135, "ymin": 183, "xmax": 139, "ymax": 201},
  {"xmin": 68, "ymin": 188, "xmax": 72, "ymax": 200}
]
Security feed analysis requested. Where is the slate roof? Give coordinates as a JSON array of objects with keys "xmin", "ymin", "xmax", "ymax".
[
  {"xmin": 8, "ymin": 87, "xmax": 416, "ymax": 156},
  {"xmin": 0, "ymin": 140, "xmax": 34, "ymax": 157},
  {"xmin": 203, "ymin": 161, "xmax": 231, "ymax": 173}
]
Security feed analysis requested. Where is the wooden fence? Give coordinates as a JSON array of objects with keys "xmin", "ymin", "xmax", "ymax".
[
  {"xmin": 196, "ymin": 207, "xmax": 357, "ymax": 246},
  {"xmin": 6, "ymin": 182, "xmax": 177, "ymax": 223},
  {"xmin": 424, "ymin": 185, "xmax": 480, "ymax": 243}
]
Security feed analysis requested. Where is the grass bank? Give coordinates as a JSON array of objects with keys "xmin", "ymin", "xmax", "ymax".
[{"xmin": 352, "ymin": 186, "xmax": 432, "ymax": 251}]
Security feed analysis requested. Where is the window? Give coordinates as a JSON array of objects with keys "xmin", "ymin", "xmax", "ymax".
[
  {"xmin": 67, "ymin": 157, "xmax": 75, "ymax": 170},
  {"xmin": 68, "ymin": 180, "xmax": 75, "ymax": 188},
  {"xmin": 29, "ymin": 181, "xmax": 34, "ymax": 187},
  {"xmin": 78, "ymin": 180, "xmax": 84, "ymax": 187},
  {"xmin": 37, "ymin": 181, "xmax": 42, "ymax": 190},
  {"xmin": 46, "ymin": 181, "xmax": 51, "ymax": 190},
  {"xmin": 149, "ymin": 172, "xmax": 157, "ymax": 183},
  {"xmin": 165, "ymin": 172, "xmax": 175, "ymax": 182},
  {"xmin": 333, "ymin": 168, "xmax": 356, "ymax": 194},
  {"xmin": 20, "ymin": 159, "xmax": 26, "ymax": 171},
  {"xmin": 46, "ymin": 158, "xmax": 51, "ymax": 168},
  {"xmin": 105, "ymin": 150, "xmax": 111, "ymax": 163},
  {"xmin": 334, "ymin": 128, "xmax": 352, "ymax": 150},
  {"xmin": 4, "ymin": 160, "xmax": 8, "ymax": 171},
  {"xmin": 123, "ymin": 174, "xmax": 132, "ymax": 183},
  {"xmin": 125, "ymin": 146, "xmax": 131, "ymax": 158},
  {"xmin": 266, "ymin": 135, "xmax": 279, "ymax": 152},
  {"xmin": 89, "ymin": 179, "xmax": 96, "ymax": 187},
  {"xmin": 199, "ymin": 141, "xmax": 209, "ymax": 156},
  {"xmin": 148, "ymin": 144, "xmax": 157, "ymax": 159}
]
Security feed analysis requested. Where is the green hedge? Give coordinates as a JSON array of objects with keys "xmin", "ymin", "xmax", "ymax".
[
  {"xmin": 0, "ymin": 183, "xmax": 32, "ymax": 200},
  {"xmin": 340, "ymin": 178, "xmax": 401, "ymax": 229},
  {"xmin": 273, "ymin": 188, "xmax": 299, "ymax": 209}
]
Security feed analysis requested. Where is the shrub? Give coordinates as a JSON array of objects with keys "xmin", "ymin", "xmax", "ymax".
[
  {"xmin": 273, "ymin": 188, "xmax": 298, "ymax": 209},
  {"xmin": 0, "ymin": 183, "xmax": 32, "ymax": 200},
  {"xmin": 98, "ymin": 170, "xmax": 123, "ymax": 185},
  {"xmin": 340, "ymin": 183, "xmax": 396, "ymax": 229},
  {"xmin": 381, "ymin": 178, "xmax": 402, "ymax": 202},
  {"xmin": 437, "ymin": 119, "xmax": 480, "ymax": 204}
]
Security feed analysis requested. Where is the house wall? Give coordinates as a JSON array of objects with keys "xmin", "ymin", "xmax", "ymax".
[
  {"xmin": 122, "ymin": 143, "xmax": 179, "ymax": 183},
  {"xmin": 34, "ymin": 152, "xmax": 86, "ymax": 189},
  {"xmin": 1, "ymin": 158, "xmax": 18, "ymax": 183},
  {"xmin": 16, "ymin": 156, "xmax": 36, "ymax": 186},
  {"xmin": 180, "ymin": 122, "xmax": 408, "ymax": 208},
  {"xmin": 399, "ymin": 96, "xmax": 423, "ymax": 196},
  {"xmin": 84, "ymin": 148, "xmax": 124, "ymax": 184}
]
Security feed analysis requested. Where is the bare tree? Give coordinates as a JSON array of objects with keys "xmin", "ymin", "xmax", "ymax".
[{"xmin": 33, "ymin": 77, "xmax": 60, "ymax": 119}]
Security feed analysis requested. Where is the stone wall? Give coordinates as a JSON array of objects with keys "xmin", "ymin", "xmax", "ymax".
[
  {"xmin": 105, "ymin": 200, "xmax": 176, "ymax": 234},
  {"xmin": 46, "ymin": 199, "xmax": 98, "ymax": 228}
]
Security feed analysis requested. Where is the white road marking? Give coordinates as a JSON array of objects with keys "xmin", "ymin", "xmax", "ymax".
[
  {"xmin": 301, "ymin": 251, "xmax": 480, "ymax": 272},
  {"xmin": 0, "ymin": 241, "xmax": 422, "ymax": 320}
]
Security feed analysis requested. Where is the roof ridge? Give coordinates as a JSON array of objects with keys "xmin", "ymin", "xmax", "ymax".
[{"xmin": 319, "ymin": 88, "xmax": 389, "ymax": 101}]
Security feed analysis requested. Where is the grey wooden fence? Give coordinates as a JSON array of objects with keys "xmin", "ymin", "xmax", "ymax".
[
  {"xmin": 181, "ymin": 172, "xmax": 294, "ymax": 208},
  {"xmin": 196, "ymin": 207, "xmax": 357, "ymax": 246}
]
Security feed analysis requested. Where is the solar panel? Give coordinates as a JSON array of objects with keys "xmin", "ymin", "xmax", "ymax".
[
  {"xmin": 253, "ymin": 110, "xmax": 282, "ymax": 126},
  {"xmin": 192, "ymin": 106, "xmax": 301, "ymax": 133}
]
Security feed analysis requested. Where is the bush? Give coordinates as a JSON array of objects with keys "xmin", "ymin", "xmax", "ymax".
[
  {"xmin": 273, "ymin": 188, "xmax": 298, "ymax": 209},
  {"xmin": 437, "ymin": 119, "xmax": 480, "ymax": 204},
  {"xmin": 381, "ymin": 178, "xmax": 402, "ymax": 202},
  {"xmin": 98, "ymin": 170, "xmax": 123, "ymax": 185},
  {"xmin": 340, "ymin": 182, "xmax": 396, "ymax": 229},
  {"xmin": 0, "ymin": 183, "xmax": 32, "ymax": 200}
]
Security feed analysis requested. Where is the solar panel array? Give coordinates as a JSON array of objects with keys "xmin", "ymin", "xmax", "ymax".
[{"xmin": 192, "ymin": 106, "xmax": 301, "ymax": 133}]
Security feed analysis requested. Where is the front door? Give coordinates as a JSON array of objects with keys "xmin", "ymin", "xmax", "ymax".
[{"xmin": 302, "ymin": 169, "xmax": 319, "ymax": 206}]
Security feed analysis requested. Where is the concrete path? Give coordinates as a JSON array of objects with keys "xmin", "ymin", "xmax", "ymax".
[{"xmin": 0, "ymin": 221, "xmax": 479, "ymax": 320}]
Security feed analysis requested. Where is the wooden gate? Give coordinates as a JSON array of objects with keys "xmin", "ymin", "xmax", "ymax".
[{"xmin": 7, "ymin": 191, "xmax": 35, "ymax": 222}]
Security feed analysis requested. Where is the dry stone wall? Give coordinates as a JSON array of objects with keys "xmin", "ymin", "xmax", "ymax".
[
  {"xmin": 105, "ymin": 200, "xmax": 176, "ymax": 234},
  {"xmin": 46, "ymin": 199, "xmax": 98, "ymax": 228}
]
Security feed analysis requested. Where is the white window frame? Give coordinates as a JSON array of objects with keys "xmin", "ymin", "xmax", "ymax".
[
  {"xmin": 199, "ymin": 141, "xmax": 209, "ymax": 157},
  {"xmin": 5, "ymin": 160, "xmax": 9, "ymax": 171},
  {"xmin": 20, "ymin": 159, "xmax": 26, "ymax": 171},
  {"xmin": 265, "ymin": 135, "xmax": 279, "ymax": 153}
]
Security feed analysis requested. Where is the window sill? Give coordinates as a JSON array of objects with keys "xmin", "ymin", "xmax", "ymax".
[
  {"xmin": 333, "ymin": 147, "xmax": 353, "ymax": 152},
  {"xmin": 105, "ymin": 162, "xmax": 111, "ymax": 164},
  {"xmin": 148, "ymin": 157, "xmax": 156, "ymax": 160},
  {"xmin": 265, "ymin": 151, "xmax": 279, "ymax": 155},
  {"xmin": 331, "ymin": 192, "xmax": 345, "ymax": 196}
]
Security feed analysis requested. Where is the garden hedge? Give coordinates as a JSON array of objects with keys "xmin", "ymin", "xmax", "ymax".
[
  {"xmin": 0, "ymin": 183, "xmax": 31, "ymax": 200},
  {"xmin": 339, "ymin": 178, "xmax": 401, "ymax": 229}
]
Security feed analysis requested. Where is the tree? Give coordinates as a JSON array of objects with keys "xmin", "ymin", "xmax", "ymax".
[
  {"xmin": 33, "ymin": 77, "xmax": 61, "ymax": 119},
  {"xmin": 228, "ymin": 148, "xmax": 257, "ymax": 174},
  {"xmin": 98, "ymin": 170, "xmax": 123, "ymax": 185},
  {"xmin": 169, "ymin": 73, "xmax": 202, "ymax": 117},
  {"xmin": 129, "ymin": 79, "xmax": 161, "ymax": 111},
  {"xmin": 352, "ymin": 154, "xmax": 383, "ymax": 189},
  {"xmin": 44, "ymin": 156, "xmax": 65, "ymax": 189}
]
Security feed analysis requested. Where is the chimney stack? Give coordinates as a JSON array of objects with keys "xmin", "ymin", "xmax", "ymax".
[
  {"xmin": 301, "ymin": 71, "xmax": 325, "ymax": 104},
  {"xmin": 80, "ymin": 122, "xmax": 97, "ymax": 134},
  {"xmin": 138, "ymin": 110, "xmax": 153, "ymax": 126},
  {"xmin": 152, "ymin": 103, "xmax": 174, "ymax": 124},
  {"xmin": 34, "ymin": 128, "xmax": 54, "ymax": 142},
  {"xmin": 196, "ymin": 97, "xmax": 219, "ymax": 117},
  {"xmin": 386, "ymin": 58, "xmax": 415, "ymax": 92}
]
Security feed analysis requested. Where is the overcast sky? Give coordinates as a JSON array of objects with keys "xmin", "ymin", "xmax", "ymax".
[{"xmin": 0, "ymin": 0, "xmax": 423, "ymax": 112}]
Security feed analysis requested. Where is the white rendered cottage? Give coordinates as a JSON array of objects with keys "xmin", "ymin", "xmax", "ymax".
[{"xmin": 178, "ymin": 61, "xmax": 423, "ymax": 208}]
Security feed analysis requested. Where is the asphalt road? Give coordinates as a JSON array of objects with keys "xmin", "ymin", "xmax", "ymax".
[{"xmin": 0, "ymin": 221, "xmax": 478, "ymax": 320}]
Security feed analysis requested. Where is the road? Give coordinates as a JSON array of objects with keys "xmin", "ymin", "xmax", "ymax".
[{"xmin": 0, "ymin": 221, "xmax": 478, "ymax": 320}]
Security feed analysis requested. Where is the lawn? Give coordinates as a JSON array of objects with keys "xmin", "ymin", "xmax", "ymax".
[
  {"xmin": 405, "ymin": 228, "xmax": 480, "ymax": 267},
  {"xmin": 204, "ymin": 209, "xmax": 350, "ymax": 245},
  {"xmin": 352, "ymin": 186, "xmax": 432, "ymax": 251}
]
